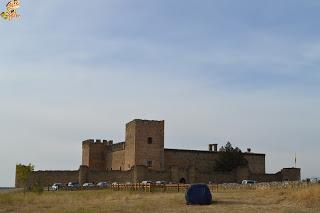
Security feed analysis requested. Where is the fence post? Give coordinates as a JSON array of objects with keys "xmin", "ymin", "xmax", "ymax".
[{"xmin": 178, "ymin": 184, "xmax": 180, "ymax": 192}]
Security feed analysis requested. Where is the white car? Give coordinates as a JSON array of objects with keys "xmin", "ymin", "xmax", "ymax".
[
  {"xmin": 51, "ymin": 183, "xmax": 63, "ymax": 191},
  {"xmin": 241, "ymin": 180, "xmax": 256, "ymax": 185},
  {"xmin": 83, "ymin": 183, "xmax": 95, "ymax": 188},
  {"xmin": 97, "ymin": 182, "xmax": 109, "ymax": 188},
  {"xmin": 141, "ymin": 180, "xmax": 153, "ymax": 185},
  {"xmin": 155, "ymin": 180, "xmax": 167, "ymax": 185}
]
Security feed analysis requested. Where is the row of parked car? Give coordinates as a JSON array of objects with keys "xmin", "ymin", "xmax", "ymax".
[
  {"xmin": 51, "ymin": 181, "xmax": 109, "ymax": 190},
  {"xmin": 51, "ymin": 180, "xmax": 170, "ymax": 191}
]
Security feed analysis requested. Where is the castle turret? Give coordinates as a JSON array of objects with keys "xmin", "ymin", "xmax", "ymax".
[{"xmin": 82, "ymin": 139, "xmax": 107, "ymax": 171}]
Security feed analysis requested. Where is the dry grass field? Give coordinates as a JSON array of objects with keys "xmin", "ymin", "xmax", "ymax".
[{"xmin": 0, "ymin": 185, "xmax": 319, "ymax": 213}]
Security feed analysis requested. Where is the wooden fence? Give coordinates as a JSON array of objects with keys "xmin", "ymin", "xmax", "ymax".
[{"xmin": 110, "ymin": 183, "xmax": 219, "ymax": 193}]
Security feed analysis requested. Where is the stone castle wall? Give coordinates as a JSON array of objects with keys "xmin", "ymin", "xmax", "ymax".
[
  {"xmin": 106, "ymin": 150, "xmax": 125, "ymax": 171},
  {"xmin": 85, "ymin": 170, "xmax": 132, "ymax": 184},
  {"xmin": 243, "ymin": 154, "xmax": 265, "ymax": 174},
  {"xmin": 124, "ymin": 121, "xmax": 136, "ymax": 171},
  {"xmin": 16, "ymin": 170, "xmax": 79, "ymax": 188},
  {"xmin": 280, "ymin": 168, "xmax": 301, "ymax": 181},
  {"xmin": 163, "ymin": 149, "xmax": 265, "ymax": 175}
]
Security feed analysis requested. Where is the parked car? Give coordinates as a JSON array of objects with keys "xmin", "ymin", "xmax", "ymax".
[
  {"xmin": 51, "ymin": 183, "xmax": 63, "ymax": 191},
  {"xmin": 155, "ymin": 181, "xmax": 167, "ymax": 185},
  {"xmin": 111, "ymin": 182, "xmax": 118, "ymax": 186},
  {"xmin": 241, "ymin": 180, "xmax": 256, "ymax": 185},
  {"xmin": 141, "ymin": 180, "xmax": 154, "ymax": 185},
  {"xmin": 97, "ymin": 182, "xmax": 109, "ymax": 188},
  {"xmin": 83, "ymin": 183, "xmax": 95, "ymax": 188},
  {"xmin": 67, "ymin": 182, "xmax": 81, "ymax": 189}
]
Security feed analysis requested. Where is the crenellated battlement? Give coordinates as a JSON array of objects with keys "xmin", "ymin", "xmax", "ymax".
[
  {"xmin": 107, "ymin": 142, "xmax": 125, "ymax": 152},
  {"xmin": 82, "ymin": 139, "xmax": 114, "ymax": 146}
]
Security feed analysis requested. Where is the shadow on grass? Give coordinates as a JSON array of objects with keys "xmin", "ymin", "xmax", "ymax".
[
  {"xmin": 212, "ymin": 200, "xmax": 246, "ymax": 206},
  {"xmin": 184, "ymin": 200, "xmax": 245, "ymax": 207}
]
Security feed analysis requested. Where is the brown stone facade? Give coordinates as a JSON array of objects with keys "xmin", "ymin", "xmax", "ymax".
[{"xmin": 15, "ymin": 119, "xmax": 301, "ymax": 187}]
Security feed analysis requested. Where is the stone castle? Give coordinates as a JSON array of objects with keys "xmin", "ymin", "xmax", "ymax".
[{"xmin": 15, "ymin": 119, "xmax": 301, "ymax": 187}]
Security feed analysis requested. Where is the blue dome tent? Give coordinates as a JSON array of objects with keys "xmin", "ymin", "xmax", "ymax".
[{"xmin": 185, "ymin": 184, "xmax": 213, "ymax": 205}]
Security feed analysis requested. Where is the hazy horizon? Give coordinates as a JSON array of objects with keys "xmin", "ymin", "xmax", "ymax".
[{"xmin": 1, "ymin": 0, "xmax": 320, "ymax": 187}]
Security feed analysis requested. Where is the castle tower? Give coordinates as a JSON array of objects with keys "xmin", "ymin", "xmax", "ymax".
[
  {"xmin": 82, "ymin": 139, "xmax": 107, "ymax": 171},
  {"xmin": 124, "ymin": 119, "xmax": 164, "ymax": 171}
]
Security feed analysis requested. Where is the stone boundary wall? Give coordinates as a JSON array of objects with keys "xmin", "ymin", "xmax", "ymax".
[
  {"xmin": 250, "ymin": 168, "xmax": 301, "ymax": 182},
  {"xmin": 86, "ymin": 170, "xmax": 132, "ymax": 184},
  {"xmin": 250, "ymin": 173, "xmax": 281, "ymax": 182},
  {"xmin": 15, "ymin": 170, "xmax": 79, "ymax": 188},
  {"xmin": 164, "ymin": 149, "xmax": 266, "ymax": 175},
  {"xmin": 217, "ymin": 181, "xmax": 310, "ymax": 191}
]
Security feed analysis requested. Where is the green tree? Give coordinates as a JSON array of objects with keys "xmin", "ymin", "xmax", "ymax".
[
  {"xmin": 214, "ymin": 142, "xmax": 248, "ymax": 172},
  {"xmin": 16, "ymin": 163, "xmax": 34, "ymax": 193}
]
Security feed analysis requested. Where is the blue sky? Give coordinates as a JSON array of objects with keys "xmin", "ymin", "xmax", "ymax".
[{"xmin": 1, "ymin": 0, "xmax": 320, "ymax": 186}]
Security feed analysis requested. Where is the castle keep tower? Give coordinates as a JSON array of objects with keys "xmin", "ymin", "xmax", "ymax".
[{"xmin": 125, "ymin": 119, "xmax": 165, "ymax": 171}]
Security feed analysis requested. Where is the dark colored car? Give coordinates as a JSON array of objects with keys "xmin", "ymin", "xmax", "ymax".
[{"xmin": 67, "ymin": 182, "xmax": 81, "ymax": 189}]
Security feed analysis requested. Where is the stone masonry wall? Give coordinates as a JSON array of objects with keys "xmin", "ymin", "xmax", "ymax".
[
  {"xmin": 164, "ymin": 149, "xmax": 265, "ymax": 175},
  {"xmin": 106, "ymin": 150, "xmax": 125, "ymax": 171},
  {"xmin": 124, "ymin": 121, "xmax": 136, "ymax": 171},
  {"xmin": 280, "ymin": 168, "xmax": 301, "ymax": 181},
  {"xmin": 164, "ymin": 149, "xmax": 217, "ymax": 172},
  {"xmin": 15, "ymin": 170, "xmax": 79, "ymax": 188},
  {"xmin": 243, "ymin": 154, "xmax": 265, "ymax": 174},
  {"xmin": 86, "ymin": 170, "xmax": 132, "ymax": 184}
]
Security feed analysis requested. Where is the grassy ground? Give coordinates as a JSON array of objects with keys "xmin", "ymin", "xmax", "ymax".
[{"xmin": 0, "ymin": 185, "xmax": 319, "ymax": 213}]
